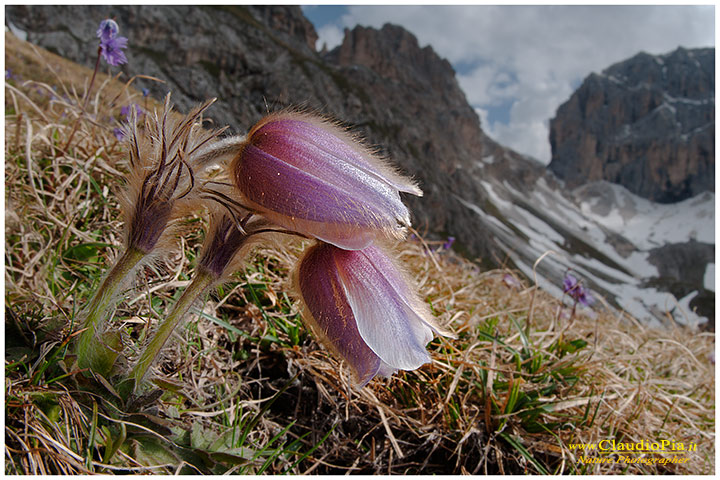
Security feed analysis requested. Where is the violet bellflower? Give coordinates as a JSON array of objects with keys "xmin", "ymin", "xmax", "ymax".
[
  {"xmin": 97, "ymin": 18, "xmax": 127, "ymax": 66},
  {"xmin": 96, "ymin": 19, "xmax": 119, "ymax": 42},
  {"xmin": 100, "ymin": 35, "xmax": 128, "ymax": 66},
  {"xmin": 231, "ymin": 112, "xmax": 422, "ymax": 250},
  {"xmin": 296, "ymin": 242, "xmax": 453, "ymax": 386},
  {"xmin": 120, "ymin": 103, "xmax": 142, "ymax": 122},
  {"xmin": 563, "ymin": 273, "xmax": 594, "ymax": 307}
]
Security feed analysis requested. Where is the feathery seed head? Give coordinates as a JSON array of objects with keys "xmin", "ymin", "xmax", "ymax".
[
  {"xmin": 120, "ymin": 95, "xmax": 224, "ymax": 255},
  {"xmin": 197, "ymin": 204, "xmax": 272, "ymax": 282}
]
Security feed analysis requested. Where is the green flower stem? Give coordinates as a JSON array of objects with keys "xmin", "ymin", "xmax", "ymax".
[
  {"xmin": 133, "ymin": 269, "xmax": 215, "ymax": 388},
  {"xmin": 76, "ymin": 246, "xmax": 146, "ymax": 375}
]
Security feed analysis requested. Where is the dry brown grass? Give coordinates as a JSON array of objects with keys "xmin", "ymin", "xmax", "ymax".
[{"xmin": 4, "ymin": 31, "xmax": 715, "ymax": 474}]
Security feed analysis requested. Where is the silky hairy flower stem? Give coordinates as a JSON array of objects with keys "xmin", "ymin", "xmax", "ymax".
[
  {"xmin": 76, "ymin": 246, "xmax": 146, "ymax": 374},
  {"xmin": 132, "ymin": 269, "xmax": 215, "ymax": 388}
]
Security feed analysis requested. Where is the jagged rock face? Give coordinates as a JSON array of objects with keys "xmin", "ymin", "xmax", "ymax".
[
  {"xmin": 5, "ymin": 4, "xmax": 546, "ymax": 264},
  {"xmin": 548, "ymin": 47, "xmax": 715, "ymax": 203},
  {"xmin": 645, "ymin": 240, "xmax": 715, "ymax": 328}
]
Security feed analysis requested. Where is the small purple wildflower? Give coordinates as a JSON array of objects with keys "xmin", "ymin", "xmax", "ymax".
[
  {"xmin": 142, "ymin": 87, "xmax": 150, "ymax": 97},
  {"xmin": 442, "ymin": 236, "xmax": 455, "ymax": 250},
  {"xmin": 5, "ymin": 68, "xmax": 12, "ymax": 80},
  {"xmin": 120, "ymin": 103, "xmax": 142, "ymax": 122},
  {"xmin": 96, "ymin": 19, "xmax": 119, "ymax": 42},
  {"xmin": 562, "ymin": 273, "xmax": 594, "ymax": 307},
  {"xmin": 503, "ymin": 273, "xmax": 521, "ymax": 289},
  {"xmin": 100, "ymin": 35, "xmax": 128, "ymax": 66},
  {"xmin": 113, "ymin": 127, "xmax": 126, "ymax": 141}
]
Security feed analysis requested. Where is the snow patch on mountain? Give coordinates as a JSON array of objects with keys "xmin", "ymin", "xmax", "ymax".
[
  {"xmin": 459, "ymin": 168, "xmax": 713, "ymax": 328},
  {"xmin": 575, "ymin": 182, "xmax": 714, "ymax": 249}
]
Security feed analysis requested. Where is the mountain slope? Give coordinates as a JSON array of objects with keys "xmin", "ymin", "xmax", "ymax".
[
  {"xmin": 6, "ymin": 4, "xmax": 547, "ymax": 267},
  {"xmin": 6, "ymin": 5, "xmax": 713, "ymax": 327}
]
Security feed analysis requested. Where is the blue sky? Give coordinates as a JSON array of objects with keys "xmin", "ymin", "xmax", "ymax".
[{"xmin": 301, "ymin": 5, "xmax": 715, "ymax": 163}]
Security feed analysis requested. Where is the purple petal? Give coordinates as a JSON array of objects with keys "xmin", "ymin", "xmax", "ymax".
[
  {"xmin": 563, "ymin": 273, "xmax": 577, "ymax": 293},
  {"xmin": 236, "ymin": 144, "xmax": 407, "ymax": 250},
  {"xmin": 255, "ymin": 117, "xmax": 422, "ymax": 196},
  {"xmin": 298, "ymin": 244, "xmax": 381, "ymax": 386},
  {"xmin": 100, "ymin": 36, "xmax": 128, "ymax": 66},
  {"xmin": 97, "ymin": 19, "xmax": 119, "ymax": 42},
  {"xmin": 332, "ymin": 245, "xmax": 439, "ymax": 370},
  {"xmin": 233, "ymin": 114, "xmax": 421, "ymax": 249},
  {"xmin": 113, "ymin": 127, "xmax": 126, "ymax": 141}
]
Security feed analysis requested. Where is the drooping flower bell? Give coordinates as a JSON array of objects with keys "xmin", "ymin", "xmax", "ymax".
[
  {"xmin": 295, "ymin": 242, "xmax": 453, "ymax": 386},
  {"xmin": 231, "ymin": 112, "xmax": 422, "ymax": 250},
  {"xmin": 96, "ymin": 19, "xmax": 120, "ymax": 42}
]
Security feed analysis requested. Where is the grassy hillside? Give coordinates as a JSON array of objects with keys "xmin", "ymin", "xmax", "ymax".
[{"xmin": 4, "ymin": 31, "xmax": 715, "ymax": 474}]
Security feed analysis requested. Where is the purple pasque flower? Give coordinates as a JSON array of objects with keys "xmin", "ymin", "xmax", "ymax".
[
  {"xmin": 96, "ymin": 19, "xmax": 120, "ymax": 42},
  {"xmin": 232, "ymin": 112, "xmax": 422, "ymax": 250},
  {"xmin": 100, "ymin": 34, "xmax": 128, "ymax": 66},
  {"xmin": 296, "ymin": 242, "xmax": 453, "ymax": 386},
  {"xmin": 563, "ymin": 272, "xmax": 594, "ymax": 307}
]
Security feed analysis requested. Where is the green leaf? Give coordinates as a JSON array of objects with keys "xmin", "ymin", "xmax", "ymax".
[{"xmin": 499, "ymin": 432, "xmax": 549, "ymax": 475}]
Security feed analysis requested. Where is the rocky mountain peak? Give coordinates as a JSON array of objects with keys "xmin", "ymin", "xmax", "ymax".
[
  {"xmin": 327, "ymin": 23, "xmax": 457, "ymax": 95},
  {"xmin": 249, "ymin": 5, "xmax": 318, "ymax": 52},
  {"xmin": 603, "ymin": 47, "xmax": 714, "ymax": 99},
  {"xmin": 548, "ymin": 47, "xmax": 715, "ymax": 203}
]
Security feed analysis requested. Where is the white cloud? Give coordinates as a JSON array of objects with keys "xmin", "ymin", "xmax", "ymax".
[
  {"xmin": 324, "ymin": 5, "xmax": 714, "ymax": 163},
  {"xmin": 316, "ymin": 24, "xmax": 345, "ymax": 51}
]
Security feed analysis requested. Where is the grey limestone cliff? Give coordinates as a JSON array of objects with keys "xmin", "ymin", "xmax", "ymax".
[{"xmin": 548, "ymin": 47, "xmax": 715, "ymax": 203}]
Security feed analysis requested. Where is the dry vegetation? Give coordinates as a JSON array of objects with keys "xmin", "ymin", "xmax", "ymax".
[{"xmin": 4, "ymin": 31, "xmax": 715, "ymax": 474}]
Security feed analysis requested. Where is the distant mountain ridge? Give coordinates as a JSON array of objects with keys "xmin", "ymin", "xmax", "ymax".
[{"xmin": 549, "ymin": 47, "xmax": 715, "ymax": 203}]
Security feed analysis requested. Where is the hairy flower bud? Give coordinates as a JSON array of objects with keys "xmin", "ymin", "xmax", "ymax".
[
  {"xmin": 296, "ymin": 243, "xmax": 452, "ymax": 386},
  {"xmin": 96, "ymin": 19, "xmax": 120, "ymax": 42},
  {"xmin": 121, "ymin": 95, "xmax": 222, "ymax": 254},
  {"xmin": 232, "ymin": 112, "xmax": 422, "ymax": 250}
]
